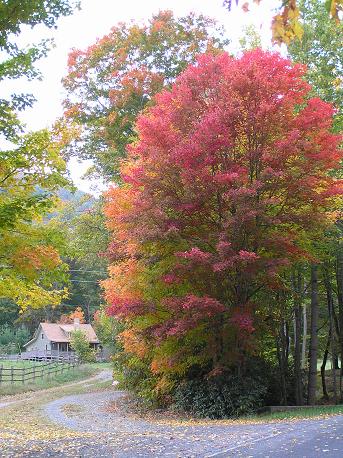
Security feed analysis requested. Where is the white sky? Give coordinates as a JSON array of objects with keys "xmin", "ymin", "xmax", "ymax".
[{"xmin": 5, "ymin": 0, "xmax": 279, "ymax": 194}]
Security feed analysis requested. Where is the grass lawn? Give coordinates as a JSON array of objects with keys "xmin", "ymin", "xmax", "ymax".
[{"xmin": 0, "ymin": 362, "xmax": 111, "ymax": 397}]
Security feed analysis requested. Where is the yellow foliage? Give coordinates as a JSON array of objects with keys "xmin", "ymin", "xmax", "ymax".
[
  {"xmin": 120, "ymin": 328, "xmax": 149, "ymax": 358},
  {"xmin": 271, "ymin": 3, "xmax": 303, "ymax": 45},
  {"xmin": 236, "ymin": 0, "xmax": 341, "ymax": 45},
  {"xmin": 102, "ymin": 258, "xmax": 144, "ymax": 307}
]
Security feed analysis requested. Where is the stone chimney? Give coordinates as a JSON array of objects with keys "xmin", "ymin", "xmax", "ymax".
[{"xmin": 74, "ymin": 317, "xmax": 80, "ymax": 329}]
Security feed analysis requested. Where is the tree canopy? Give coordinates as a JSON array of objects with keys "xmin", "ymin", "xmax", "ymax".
[
  {"xmin": 223, "ymin": 0, "xmax": 342, "ymax": 45},
  {"xmin": 103, "ymin": 49, "xmax": 342, "ymax": 399},
  {"xmin": 0, "ymin": 128, "xmax": 70, "ymax": 309},
  {"xmin": 62, "ymin": 10, "xmax": 228, "ymax": 182},
  {"xmin": 0, "ymin": 0, "xmax": 80, "ymax": 141},
  {"xmin": 0, "ymin": 0, "xmax": 80, "ymax": 310},
  {"xmin": 288, "ymin": 0, "xmax": 343, "ymax": 132}
]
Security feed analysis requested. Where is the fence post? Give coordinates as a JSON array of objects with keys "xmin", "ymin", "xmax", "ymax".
[
  {"xmin": 11, "ymin": 366, "xmax": 14, "ymax": 384},
  {"xmin": 22, "ymin": 368, "xmax": 25, "ymax": 384},
  {"xmin": 0, "ymin": 365, "xmax": 2, "ymax": 385}
]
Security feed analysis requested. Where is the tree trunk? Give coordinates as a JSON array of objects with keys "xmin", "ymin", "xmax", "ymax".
[
  {"xmin": 323, "ymin": 264, "xmax": 337, "ymax": 404},
  {"xmin": 292, "ymin": 269, "xmax": 304, "ymax": 405},
  {"xmin": 321, "ymin": 332, "xmax": 330, "ymax": 401},
  {"xmin": 336, "ymin": 244, "xmax": 343, "ymax": 400},
  {"xmin": 276, "ymin": 320, "xmax": 288, "ymax": 405},
  {"xmin": 308, "ymin": 264, "xmax": 319, "ymax": 405},
  {"xmin": 301, "ymin": 303, "xmax": 307, "ymax": 369}
]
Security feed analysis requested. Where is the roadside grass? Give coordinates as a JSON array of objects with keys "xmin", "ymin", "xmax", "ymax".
[
  {"xmin": 254, "ymin": 404, "xmax": 343, "ymax": 422},
  {"xmin": 157, "ymin": 404, "xmax": 343, "ymax": 427},
  {"xmin": 0, "ymin": 362, "xmax": 111, "ymax": 396}
]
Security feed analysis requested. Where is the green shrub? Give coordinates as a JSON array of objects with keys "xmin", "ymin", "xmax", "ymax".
[
  {"xmin": 173, "ymin": 373, "xmax": 267, "ymax": 419},
  {"xmin": 243, "ymin": 358, "xmax": 296, "ymax": 407},
  {"xmin": 70, "ymin": 330, "xmax": 96, "ymax": 363},
  {"xmin": 172, "ymin": 357, "xmax": 298, "ymax": 419},
  {"xmin": 118, "ymin": 354, "xmax": 159, "ymax": 408}
]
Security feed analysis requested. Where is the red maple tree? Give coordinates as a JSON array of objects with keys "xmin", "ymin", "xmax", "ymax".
[{"xmin": 103, "ymin": 50, "xmax": 342, "ymax": 378}]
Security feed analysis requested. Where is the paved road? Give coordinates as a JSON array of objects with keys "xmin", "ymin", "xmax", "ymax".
[{"xmin": 43, "ymin": 389, "xmax": 343, "ymax": 457}]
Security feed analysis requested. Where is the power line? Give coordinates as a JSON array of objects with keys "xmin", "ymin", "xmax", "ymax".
[
  {"xmin": 69, "ymin": 269, "xmax": 107, "ymax": 274},
  {"xmin": 0, "ymin": 266, "xmax": 107, "ymax": 275}
]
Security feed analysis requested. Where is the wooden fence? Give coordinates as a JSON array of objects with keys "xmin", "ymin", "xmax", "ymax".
[
  {"xmin": 0, "ymin": 358, "xmax": 79, "ymax": 385},
  {"xmin": 1, "ymin": 349, "xmax": 108, "ymax": 362}
]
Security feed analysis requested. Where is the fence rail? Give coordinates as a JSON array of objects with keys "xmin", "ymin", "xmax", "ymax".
[
  {"xmin": 20, "ymin": 350, "xmax": 78, "ymax": 361},
  {"xmin": 0, "ymin": 358, "xmax": 79, "ymax": 385},
  {"xmin": 1, "ymin": 349, "xmax": 108, "ymax": 362}
]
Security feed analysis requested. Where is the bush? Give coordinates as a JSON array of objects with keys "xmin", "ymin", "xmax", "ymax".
[
  {"xmin": 172, "ymin": 357, "xmax": 298, "ymax": 418},
  {"xmin": 244, "ymin": 358, "xmax": 296, "ymax": 407},
  {"xmin": 116, "ymin": 353, "xmax": 160, "ymax": 408},
  {"xmin": 173, "ymin": 373, "xmax": 267, "ymax": 419},
  {"xmin": 70, "ymin": 330, "xmax": 96, "ymax": 363}
]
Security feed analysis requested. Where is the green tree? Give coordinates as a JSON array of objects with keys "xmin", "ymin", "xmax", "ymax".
[
  {"xmin": 57, "ymin": 194, "xmax": 109, "ymax": 321},
  {"xmin": 70, "ymin": 329, "xmax": 96, "ymax": 363},
  {"xmin": 223, "ymin": 0, "xmax": 341, "ymax": 46},
  {"xmin": 94, "ymin": 308, "xmax": 123, "ymax": 356},
  {"xmin": 0, "ymin": 128, "xmax": 71, "ymax": 309},
  {"xmin": 62, "ymin": 11, "xmax": 228, "ymax": 182},
  {"xmin": 239, "ymin": 24, "xmax": 262, "ymax": 51},
  {"xmin": 12, "ymin": 191, "xmax": 109, "ymax": 325},
  {"xmin": 0, "ymin": 299, "xmax": 20, "ymax": 326},
  {"xmin": 0, "ymin": 324, "xmax": 30, "ymax": 354},
  {"xmin": 288, "ymin": 0, "xmax": 343, "ymax": 132},
  {"xmin": 0, "ymin": 1, "xmax": 79, "ymax": 311},
  {"xmin": 0, "ymin": 0, "xmax": 80, "ymax": 141},
  {"xmin": 289, "ymin": 0, "xmax": 343, "ymax": 403}
]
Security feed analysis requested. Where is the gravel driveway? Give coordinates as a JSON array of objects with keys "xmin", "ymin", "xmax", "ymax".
[
  {"xmin": 42, "ymin": 388, "xmax": 343, "ymax": 457},
  {"xmin": 1, "ymin": 370, "xmax": 343, "ymax": 458}
]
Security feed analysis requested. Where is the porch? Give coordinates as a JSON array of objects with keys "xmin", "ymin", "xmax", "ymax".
[{"xmin": 51, "ymin": 342, "xmax": 72, "ymax": 353}]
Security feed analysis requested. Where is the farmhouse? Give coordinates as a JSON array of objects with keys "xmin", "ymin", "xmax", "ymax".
[{"xmin": 23, "ymin": 319, "xmax": 100, "ymax": 354}]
